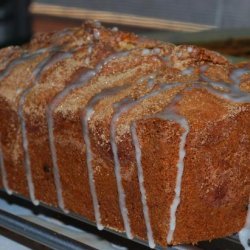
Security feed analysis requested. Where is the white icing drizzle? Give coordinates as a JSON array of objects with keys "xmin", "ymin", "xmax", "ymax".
[
  {"xmin": 111, "ymin": 27, "xmax": 119, "ymax": 32},
  {"xmin": 47, "ymin": 71, "xmax": 96, "ymax": 214},
  {"xmin": 239, "ymin": 202, "xmax": 250, "ymax": 250},
  {"xmin": 230, "ymin": 68, "xmax": 250, "ymax": 85},
  {"xmin": 152, "ymin": 48, "xmax": 161, "ymax": 55},
  {"xmin": 130, "ymin": 122, "xmax": 155, "ymax": 248},
  {"xmin": 81, "ymin": 85, "xmax": 128, "ymax": 230},
  {"xmin": 209, "ymin": 81, "xmax": 231, "ymax": 92},
  {"xmin": 16, "ymin": 88, "xmax": 23, "ymax": 95},
  {"xmin": 156, "ymin": 111, "xmax": 189, "ymax": 244},
  {"xmin": 93, "ymin": 29, "xmax": 100, "ymax": 40},
  {"xmin": 18, "ymin": 90, "xmax": 39, "ymax": 205},
  {"xmin": 84, "ymin": 44, "xmax": 94, "ymax": 66},
  {"xmin": 147, "ymin": 77, "xmax": 155, "ymax": 88},
  {"xmin": 200, "ymin": 66, "xmax": 250, "ymax": 102},
  {"xmin": 137, "ymin": 74, "xmax": 156, "ymax": 89},
  {"xmin": 0, "ymin": 48, "xmax": 50, "ymax": 82},
  {"xmin": 187, "ymin": 47, "xmax": 193, "ymax": 53},
  {"xmin": 111, "ymin": 82, "xmax": 181, "ymax": 241},
  {"xmin": 87, "ymin": 45, "xmax": 93, "ymax": 55},
  {"xmin": 111, "ymin": 99, "xmax": 134, "ymax": 239},
  {"xmin": 162, "ymin": 56, "xmax": 170, "ymax": 62},
  {"xmin": 0, "ymin": 135, "xmax": 12, "ymax": 195},
  {"xmin": 142, "ymin": 49, "xmax": 151, "ymax": 56},
  {"xmin": 181, "ymin": 68, "xmax": 194, "ymax": 76},
  {"xmin": 207, "ymin": 85, "xmax": 250, "ymax": 102},
  {"xmin": 18, "ymin": 49, "xmax": 72, "ymax": 206},
  {"xmin": 128, "ymin": 87, "xmax": 190, "ymax": 245},
  {"xmin": 141, "ymin": 48, "xmax": 161, "ymax": 56},
  {"xmin": 96, "ymin": 51, "xmax": 130, "ymax": 72},
  {"xmin": 46, "ymin": 104, "xmax": 67, "ymax": 212},
  {"xmin": 47, "ymin": 51, "xmax": 130, "ymax": 216},
  {"xmin": 35, "ymin": 52, "xmax": 73, "ymax": 80},
  {"xmin": 84, "ymin": 58, "xmax": 90, "ymax": 65}
]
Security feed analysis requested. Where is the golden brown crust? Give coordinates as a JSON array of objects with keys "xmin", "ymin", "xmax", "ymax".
[{"xmin": 0, "ymin": 21, "xmax": 249, "ymax": 247}]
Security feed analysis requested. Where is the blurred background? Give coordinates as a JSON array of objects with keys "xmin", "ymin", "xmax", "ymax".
[{"xmin": 1, "ymin": 0, "xmax": 250, "ymax": 60}]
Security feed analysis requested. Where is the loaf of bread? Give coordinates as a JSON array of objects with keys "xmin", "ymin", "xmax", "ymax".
[{"xmin": 0, "ymin": 21, "xmax": 249, "ymax": 248}]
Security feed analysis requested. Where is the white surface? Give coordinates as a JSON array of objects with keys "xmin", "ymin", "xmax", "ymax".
[
  {"xmin": 0, "ymin": 198, "xmax": 31, "ymax": 250},
  {"xmin": 0, "ymin": 197, "xmax": 129, "ymax": 250},
  {"xmin": 0, "ymin": 234, "xmax": 30, "ymax": 250},
  {"xmin": 0, "ymin": 196, "xmax": 195, "ymax": 250}
]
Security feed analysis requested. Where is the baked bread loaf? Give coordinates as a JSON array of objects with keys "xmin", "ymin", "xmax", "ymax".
[{"xmin": 0, "ymin": 21, "xmax": 249, "ymax": 248}]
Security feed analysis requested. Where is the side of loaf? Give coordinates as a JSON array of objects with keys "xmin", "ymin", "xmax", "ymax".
[{"xmin": 0, "ymin": 21, "xmax": 249, "ymax": 248}]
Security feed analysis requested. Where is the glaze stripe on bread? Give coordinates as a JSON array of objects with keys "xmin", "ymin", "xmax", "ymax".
[
  {"xmin": 19, "ymin": 48, "xmax": 72, "ymax": 206},
  {"xmin": 131, "ymin": 121, "xmax": 155, "ymax": 248},
  {"xmin": 81, "ymin": 85, "xmax": 129, "ymax": 231}
]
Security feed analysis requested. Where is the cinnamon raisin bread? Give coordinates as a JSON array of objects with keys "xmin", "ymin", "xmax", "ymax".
[{"xmin": 0, "ymin": 21, "xmax": 249, "ymax": 248}]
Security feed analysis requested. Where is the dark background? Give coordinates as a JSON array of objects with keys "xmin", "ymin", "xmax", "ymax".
[{"xmin": 1, "ymin": 0, "xmax": 250, "ymax": 59}]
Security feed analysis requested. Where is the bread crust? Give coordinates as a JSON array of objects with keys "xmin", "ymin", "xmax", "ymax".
[{"xmin": 0, "ymin": 21, "xmax": 249, "ymax": 247}]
